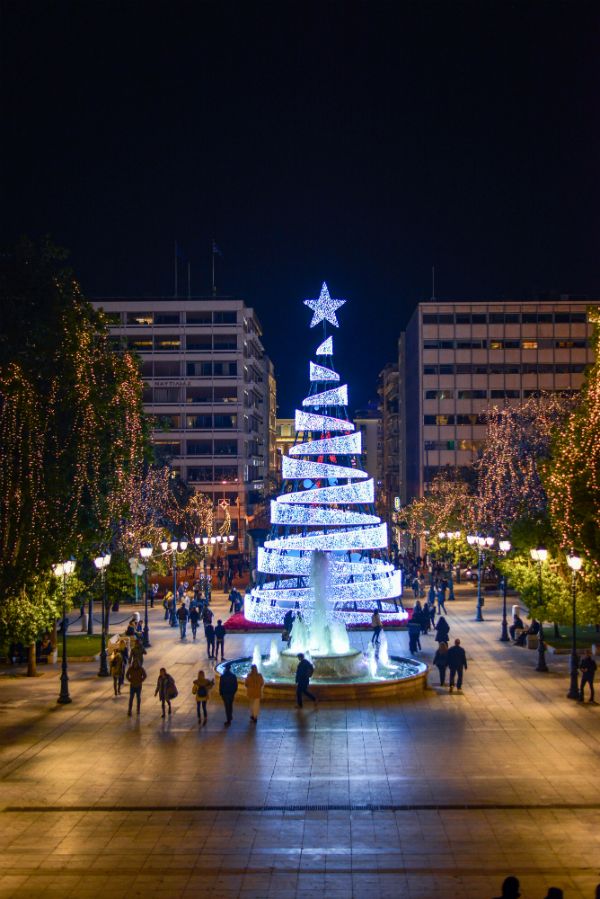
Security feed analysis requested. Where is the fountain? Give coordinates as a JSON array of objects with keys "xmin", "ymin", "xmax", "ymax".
[{"xmin": 216, "ymin": 550, "xmax": 427, "ymax": 701}]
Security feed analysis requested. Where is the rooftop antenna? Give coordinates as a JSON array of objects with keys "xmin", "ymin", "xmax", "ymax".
[{"xmin": 431, "ymin": 265, "xmax": 436, "ymax": 302}]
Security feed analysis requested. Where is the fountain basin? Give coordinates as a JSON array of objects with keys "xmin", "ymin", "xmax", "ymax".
[
  {"xmin": 277, "ymin": 648, "xmax": 366, "ymax": 680},
  {"xmin": 215, "ymin": 654, "xmax": 428, "ymax": 701}
]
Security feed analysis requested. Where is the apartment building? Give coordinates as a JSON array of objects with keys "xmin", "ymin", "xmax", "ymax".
[
  {"xmin": 92, "ymin": 295, "xmax": 273, "ymax": 546},
  {"xmin": 354, "ymin": 406, "xmax": 381, "ymax": 483},
  {"xmin": 402, "ymin": 300, "xmax": 596, "ymax": 500}
]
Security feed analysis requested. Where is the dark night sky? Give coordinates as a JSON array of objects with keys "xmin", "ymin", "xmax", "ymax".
[{"xmin": 2, "ymin": 1, "xmax": 600, "ymax": 414}]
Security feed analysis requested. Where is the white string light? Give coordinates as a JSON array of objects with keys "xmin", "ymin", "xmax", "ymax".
[
  {"xmin": 295, "ymin": 410, "xmax": 355, "ymax": 433},
  {"xmin": 289, "ymin": 432, "xmax": 362, "ymax": 457},
  {"xmin": 309, "ymin": 361, "xmax": 340, "ymax": 382},
  {"xmin": 276, "ymin": 478, "xmax": 374, "ymax": 505},
  {"xmin": 315, "ymin": 336, "xmax": 333, "ymax": 356},
  {"xmin": 264, "ymin": 523, "xmax": 388, "ymax": 552},
  {"xmin": 281, "ymin": 457, "xmax": 368, "ymax": 481},
  {"xmin": 302, "ymin": 384, "xmax": 348, "ymax": 408},
  {"xmin": 304, "ymin": 282, "xmax": 346, "ymax": 328},
  {"xmin": 257, "ymin": 548, "xmax": 395, "ymax": 576},
  {"xmin": 270, "ymin": 502, "xmax": 378, "ymax": 526}
]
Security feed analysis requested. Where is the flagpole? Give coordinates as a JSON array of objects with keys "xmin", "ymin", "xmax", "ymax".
[
  {"xmin": 211, "ymin": 240, "xmax": 216, "ymax": 296},
  {"xmin": 187, "ymin": 261, "xmax": 191, "ymax": 298},
  {"xmin": 174, "ymin": 241, "xmax": 178, "ymax": 297}
]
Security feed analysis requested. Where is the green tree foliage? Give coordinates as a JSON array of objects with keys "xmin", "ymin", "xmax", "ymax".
[
  {"xmin": 502, "ymin": 554, "xmax": 599, "ymax": 626},
  {"xmin": 0, "ymin": 239, "xmax": 148, "ymax": 599},
  {"xmin": 0, "ymin": 573, "xmax": 83, "ymax": 648}
]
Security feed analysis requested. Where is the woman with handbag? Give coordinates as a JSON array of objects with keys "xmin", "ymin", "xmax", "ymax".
[
  {"xmin": 155, "ymin": 667, "xmax": 178, "ymax": 717},
  {"xmin": 192, "ymin": 669, "xmax": 214, "ymax": 725}
]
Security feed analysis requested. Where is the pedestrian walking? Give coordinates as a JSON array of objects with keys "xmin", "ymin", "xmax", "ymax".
[
  {"xmin": 436, "ymin": 581, "xmax": 447, "ymax": 614},
  {"xmin": 579, "ymin": 649, "xmax": 597, "ymax": 702},
  {"xmin": 109, "ymin": 650, "xmax": 124, "ymax": 696},
  {"xmin": 434, "ymin": 615, "xmax": 450, "ymax": 645},
  {"xmin": 189, "ymin": 605, "xmax": 200, "ymax": 640},
  {"xmin": 126, "ymin": 658, "xmax": 147, "ymax": 715},
  {"xmin": 283, "ymin": 609, "xmax": 295, "ymax": 646},
  {"xmin": 493, "ymin": 875, "xmax": 521, "ymax": 899},
  {"xmin": 432, "ymin": 642, "xmax": 449, "ymax": 686},
  {"xmin": 447, "ymin": 638, "xmax": 468, "ymax": 692},
  {"xmin": 192, "ymin": 669, "xmax": 214, "ymax": 725},
  {"xmin": 219, "ymin": 662, "xmax": 238, "ymax": 726},
  {"xmin": 245, "ymin": 663, "xmax": 265, "ymax": 723},
  {"xmin": 214, "ymin": 619, "xmax": 226, "ymax": 660},
  {"xmin": 130, "ymin": 636, "xmax": 146, "ymax": 667},
  {"xmin": 371, "ymin": 610, "xmax": 382, "ymax": 645},
  {"xmin": 205, "ymin": 622, "xmax": 215, "ymax": 658},
  {"xmin": 176, "ymin": 601, "xmax": 188, "ymax": 639},
  {"xmin": 228, "ymin": 587, "xmax": 238, "ymax": 613},
  {"xmin": 295, "ymin": 653, "xmax": 317, "ymax": 708},
  {"xmin": 408, "ymin": 616, "xmax": 421, "ymax": 654},
  {"xmin": 202, "ymin": 606, "xmax": 214, "ymax": 626},
  {"xmin": 155, "ymin": 667, "xmax": 178, "ymax": 717}
]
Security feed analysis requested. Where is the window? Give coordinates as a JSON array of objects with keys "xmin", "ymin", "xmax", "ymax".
[
  {"xmin": 187, "ymin": 440, "xmax": 212, "ymax": 456},
  {"xmin": 214, "ymin": 439, "xmax": 238, "ymax": 455},
  {"xmin": 127, "ymin": 312, "xmax": 152, "ymax": 325},
  {"xmin": 214, "ymin": 465, "xmax": 238, "ymax": 482},
  {"xmin": 214, "ymin": 413, "xmax": 238, "ymax": 429},
  {"xmin": 422, "ymin": 313, "xmax": 454, "ymax": 324},
  {"xmin": 187, "ymin": 361, "xmax": 213, "ymax": 377},
  {"xmin": 154, "ymin": 414, "xmax": 180, "ymax": 429},
  {"xmin": 424, "ymin": 415, "xmax": 454, "ymax": 425},
  {"xmin": 456, "ymin": 413, "xmax": 485, "ymax": 425},
  {"xmin": 214, "ymin": 386, "xmax": 238, "ymax": 403},
  {"xmin": 456, "ymin": 340, "xmax": 485, "ymax": 349},
  {"xmin": 570, "ymin": 312, "xmax": 587, "ymax": 323},
  {"xmin": 141, "ymin": 361, "xmax": 153, "ymax": 377},
  {"xmin": 458, "ymin": 439, "xmax": 483, "ymax": 452},
  {"xmin": 490, "ymin": 390, "xmax": 520, "ymax": 398},
  {"xmin": 186, "ymin": 414, "xmax": 212, "ymax": 429},
  {"xmin": 153, "ymin": 387, "xmax": 180, "ymax": 403},
  {"xmin": 455, "ymin": 313, "xmax": 486, "ymax": 324},
  {"xmin": 154, "ymin": 335, "xmax": 180, "ymax": 351},
  {"xmin": 127, "ymin": 337, "xmax": 153, "ymax": 351},
  {"xmin": 457, "ymin": 390, "xmax": 487, "ymax": 399},
  {"xmin": 425, "ymin": 390, "xmax": 454, "ymax": 400},
  {"xmin": 522, "ymin": 340, "xmax": 538, "ymax": 350},
  {"xmin": 186, "ymin": 311, "xmax": 212, "ymax": 324},
  {"xmin": 522, "ymin": 313, "xmax": 551, "ymax": 324},
  {"xmin": 213, "ymin": 333, "xmax": 237, "ymax": 350},
  {"xmin": 186, "ymin": 387, "xmax": 212, "ymax": 404},
  {"xmin": 556, "ymin": 339, "xmax": 587, "ymax": 348},
  {"xmin": 186, "ymin": 335, "xmax": 212, "ymax": 350},
  {"xmin": 490, "ymin": 340, "xmax": 503, "ymax": 350},
  {"xmin": 154, "ymin": 312, "xmax": 180, "ymax": 325},
  {"xmin": 213, "ymin": 311, "xmax": 237, "ymax": 324},
  {"xmin": 489, "ymin": 312, "xmax": 520, "ymax": 324},
  {"xmin": 424, "ymin": 340, "xmax": 454, "ymax": 349},
  {"xmin": 213, "ymin": 361, "xmax": 237, "ymax": 377},
  {"xmin": 154, "ymin": 361, "xmax": 180, "ymax": 377},
  {"xmin": 153, "ymin": 440, "xmax": 181, "ymax": 456},
  {"xmin": 187, "ymin": 466, "xmax": 213, "ymax": 482}
]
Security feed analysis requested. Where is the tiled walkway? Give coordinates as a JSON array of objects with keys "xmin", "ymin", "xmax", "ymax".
[{"xmin": 0, "ymin": 588, "xmax": 599, "ymax": 897}]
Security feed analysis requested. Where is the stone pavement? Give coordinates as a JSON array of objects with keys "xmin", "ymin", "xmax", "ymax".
[{"xmin": 0, "ymin": 587, "xmax": 599, "ymax": 898}]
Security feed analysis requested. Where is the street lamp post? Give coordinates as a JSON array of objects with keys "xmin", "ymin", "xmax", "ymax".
[
  {"xmin": 498, "ymin": 540, "xmax": 512, "ymax": 642},
  {"xmin": 54, "ymin": 559, "xmax": 76, "ymax": 704},
  {"xmin": 140, "ymin": 544, "xmax": 153, "ymax": 648},
  {"xmin": 161, "ymin": 539, "xmax": 188, "ymax": 626},
  {"xmin": 566, "ymin": 553, "xmax": 583, "ymax": 700},
  {"xmin": 467, "ymin": 534, "xmax": 494, "ymax": 621},
  {"xmin": 94, "ymin": 552, "xmax": 111, "ymax": 677},
  {"xmin": 530, "ymin": 546, "xmax": 549, "ymax": 672}
]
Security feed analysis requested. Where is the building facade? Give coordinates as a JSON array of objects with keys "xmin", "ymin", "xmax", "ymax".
[
  {"xmin": 377, "ymin": 362, "xmax": 402, "ymax": 542},
  {"xmin": 402, "ymin": 300, "xmax": 596, "ymax": 500},
  {"xmin": 274, "ymin": 418, "xmax": 296, "ymax": 485},
  {"xmin": 354, "ymin": 406, "xmax": 381, "ymax": 484},
  {"xmin": 92, "ymin": 295, "xmax": 273, "ymax": 546}
]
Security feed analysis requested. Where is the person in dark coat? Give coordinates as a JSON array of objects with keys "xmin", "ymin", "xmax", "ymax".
[
  {"xmin": 579, "ymin": 649, "xmax": 597, "ymax": 702},
  {"xmin": 509, "ymin": 613, "xmax": 524, "ymax": 641},
  {"xmin": 295, "ymin": 653, "xmax": 317, "ymax": 708},
  {"xmin": 493, "ymin": 875, "xmax": 521, "ymax": 899},
  {"xmin": 189, "ymin": 605, "xmax": 201, "ymax": 640},
  {"xmin": 219, "ymin": 662, "xmax": 238, "ymax": 725},
  {"xmin": 205, "ymin": 622, "xmax": 215, "ymax": 658},
  {"xmin": 176, "ymin": 602, "xmax": 188, "ymax": 639},
  {"xmin": 408, "ymin": 617, "xmax": 421, "ymax": 654},
  {"xmin": 432, "ymin": 642, "xmax": 449, "ymax": 686},
  {"xmin": 214, "ymin": 620, "xmax": 226, "ymax": 660},
  {"xmin": 447, "ymin": 638, "xmax": 468, "ymax": 691},
  {"xmin": 435, "ymin": 616, "xmax": 450, "ymax": 644}
]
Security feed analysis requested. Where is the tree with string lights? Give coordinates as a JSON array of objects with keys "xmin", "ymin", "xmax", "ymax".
[{"xmin": 0, "ymin": 239, "xmax": 147, "ymax": 613}]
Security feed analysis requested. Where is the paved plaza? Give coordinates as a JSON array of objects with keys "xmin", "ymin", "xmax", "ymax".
[{"xmin": 0, "ymin": 587, "xmax": 599, "ymax": 898}]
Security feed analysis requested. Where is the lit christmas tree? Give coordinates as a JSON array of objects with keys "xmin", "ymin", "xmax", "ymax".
[{"xmin": 245, "ymin": 283, "xmax": 405, "ymax": 625}]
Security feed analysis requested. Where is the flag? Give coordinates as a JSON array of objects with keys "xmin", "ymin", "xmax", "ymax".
[{"xmin": 212, "ymin": 240, "xmax": 223, "ymax": 257}]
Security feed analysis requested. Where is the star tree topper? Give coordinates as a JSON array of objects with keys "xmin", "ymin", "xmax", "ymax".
[{"xmin": 304, "ymin": 282, "xmax": 346, "ymax": 328}]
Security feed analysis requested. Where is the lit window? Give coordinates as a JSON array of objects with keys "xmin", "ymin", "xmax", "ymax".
[
  {"xmin": 489, "ymin": 340, "xmax": 503, "ymax": 350},
  {"xmin": 522, "ymin": 340, "xmax": 538, "ymax": 350}
]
